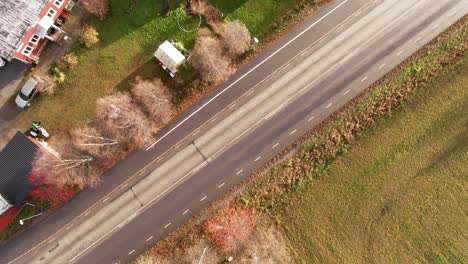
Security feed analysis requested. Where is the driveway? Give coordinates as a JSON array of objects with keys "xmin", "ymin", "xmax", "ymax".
[{"xmin": 0, "ymin": 60, "xmax": 29, "ymax": 149}]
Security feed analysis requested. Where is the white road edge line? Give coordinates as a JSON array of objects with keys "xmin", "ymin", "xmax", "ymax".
[
  {"xmin": 361, "ymin": 76, "xmax": 368, "ymax": 82},
  {"xmin": 247, "ymin": 89, "xmax": 255, "ymax": 96},
  {"xmin": 102, "ymin": 197, "xmax": 109, "ymax": 203},
  {"xmin": 218, "ymin": 182, "xmax": 225, "ymax": 188},
  {"xmin": 397, "ymin": 49, "xmax": 404, "ymax": 55},
  {"xmin": 200, "ymin": 196, "xmax": 207, "ymax": 202},
  {"xmin": 414, "ymin": 36, "xmax": 422, "ymax": 43},
  {"xmin": 145, "ymin": 0, "xmax": 352, "ymax": 151},
  {"xmin": 432, "ymin": 23, "xmax": 439, "ymax": 30},
  {"xmin": 146, "ymin": 236, "xmax": 153, "ymax": 242},
  {"xmin": 344, "ymin": 89, "xmax": 350, "ymax": 95},
  {"xmin": 325, "ymin": 103, "xmax": 333, "ymax": 109},
  {"xmin": 378, "ymin": 63, "xmax": 386, "ymax": 69}
]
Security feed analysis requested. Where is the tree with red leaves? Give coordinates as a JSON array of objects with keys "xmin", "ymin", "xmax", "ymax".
[
  {"xmin": 204, "ymin": 205, "xmax": 256, "ymax": 252},
  {"xmin": 29, "ymin": 171, "xmax": 74, "ymax": 208}
]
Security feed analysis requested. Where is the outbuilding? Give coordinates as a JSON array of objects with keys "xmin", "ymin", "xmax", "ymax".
[{"xmin": 154, "ymin": 40, "xmax": 186, "ymax": 77}]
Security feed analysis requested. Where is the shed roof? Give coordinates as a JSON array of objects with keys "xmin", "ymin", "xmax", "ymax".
[
  {"xmin": 0, "ymin": 0, "xmax": 48, "ymax": 61},
  {"xmin": 0, "ymin": 132, "xmax": 38, "ymax": 206}
]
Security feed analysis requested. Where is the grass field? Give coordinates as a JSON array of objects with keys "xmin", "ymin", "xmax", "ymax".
[
  {"xmin": 20, "ymin": 0, "xmax": 303, "ymax": 133},
  {"xmin": 280, "ymin": 64, "xmax": 468, "ymax": 263}
]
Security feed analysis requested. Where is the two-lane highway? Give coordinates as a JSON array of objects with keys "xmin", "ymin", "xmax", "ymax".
[{"xmin": 1, "ymin": 0, "xmax": 466, "ymax": 263}]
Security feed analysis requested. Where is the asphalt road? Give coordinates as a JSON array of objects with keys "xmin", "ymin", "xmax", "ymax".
[{"xmin": 1, "ymin": 0, "xmax": 466, "ymax": 263}]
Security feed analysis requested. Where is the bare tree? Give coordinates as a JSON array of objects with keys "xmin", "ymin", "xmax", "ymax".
[
  {"xmin": 131, "ymin": 77, "xmax": 174, "ymax": 129},
  {"xmin": 192, "ymin": 1, "xmax": 223, "ymax": 24},
  {"xmin": 96, "ymin": 92, "xmax": 155, "ymax": 148},
  {"xmin": 238, "ymin": 225, "xmax": 292, "ymax": 264},
  {"xmin": 31, "ymin": 140, "xmax": 101, "ymax": 190},
  {"xmin": 81, "ymin": 0, "xmax": 109, "ymax": 21},
  {"xmin": 192, "ymin": 32, "xmax": 232, "ymax": 84},
  {"xmin": 217, "ymin": 20, "xmax": 251, "ymax": 57},
  {"xmin": 133, "ymin": 252, "xmax": 172, "ymax": 264}
]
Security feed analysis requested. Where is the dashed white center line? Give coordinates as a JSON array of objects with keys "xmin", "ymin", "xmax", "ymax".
[
  {"xmin": 247, "ymin": 89, "xmax": 255, "ymax": 96},
  {"xmin": 200, "ymin": 196, "xmax": 207, "ymax": 202},
  {"xmin": 414, "ymin": 36, "xmax": 422, "ymax": 43},
  {"xmin": 128, "ymin": 249, "xmax": 135, "ymax": 255},
  {"xmin": 325, "ymin": 102, "xmax": 333, "ymax": 109},
  {"xmin": 397, "ymin": 49, "xmax": 404, "ymax": 55},
  {"xmin": 254, "ymin": 156, "xmax": 262, "ymax": 161},
  {"xmin": 102, "ymin": 197, "xmax": 109, "ymax": 203},
  {"xmin": 344, "ymin": 89, "xmax": 350, "ymax": 95},
  {"xmin": 146, "ymin": 236, "xmax": 153, "ymax": 242},
  {"xmin": 290, "ymin": 129, "xmax": 297, "ymax": 135},
  {"xmin": 164, "ymin": 223, "xmax": 171, "ymax": 229},
  {"xmin": 182, "ymin": 209, "xmax": 190, "ymax": 215},
  {"xmin": 272, "ymin": 143, "xmax": 279, "ymax": 149},
  {"xmin": 307, "ymin": 116, "xmax": 315, "ymax": 122},
  {"xmin": 361, "ymin": 76, "xmax": 368, "ymax": 82},
  {"xmin": 236, "ymin": 169, "xmax": 244, "ymax": 175},
  {"xmin": 228, "ymin": 103, "xmax": 237, "ymax": 110},
  {"xmin": 378, "ymin": 63, "xmax": 386, "ymax": 69},
  {"xmin": 218, "ymin": 182, "xmax": 225, "ymax": 188},
  {"xmin": 432, "ymin": 24, "xmax": 439, "ymax": 30}
]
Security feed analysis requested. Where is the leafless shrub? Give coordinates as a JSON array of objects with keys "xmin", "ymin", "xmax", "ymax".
[
  {"xmin": 238, "ymin": 225, "xmax": 292, "ymax": 264},
  {"xmin": 81, "ymin": 0, "xmax": 109, "ymax": 21},
  {"xmin": 132, "ymin": 77, "xmax": 174, "ymax": 129},
  {"xmin": 192, "ymin": 32, "xmax": 232, "ymax": 84},
  {"xmin": 217, "ymin": 20, "xmax": 251, "ymax": 57},
  {"xmin": 34, "ymin": 73, "xmax": 56, "ymax": 95},
  {"xmin": 183, "ymin": 241, "xmax": 220, "ymax": 264},
  {"xmin": 96, "ymin": 92, "xmax": 155, "ymax": 148},
  {"xmin": 133, "ymin": 253, "xmax": 172, "ymax": 264}
]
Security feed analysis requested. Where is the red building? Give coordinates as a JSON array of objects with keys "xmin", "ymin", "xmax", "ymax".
[{"xmin": 0, "ymin": 0, "xmax": 74, "ymax": 65}]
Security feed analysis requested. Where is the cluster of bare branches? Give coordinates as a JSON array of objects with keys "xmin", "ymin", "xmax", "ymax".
[
  {"xmin": 191, "ymin": 1, "xmax": 223, "ymax": 24},
  {"xmin": 192, "ymin": 32, "xmax": 232, "ymax": 84},
  {"xmin": 96, "ymin": 92, "xmax": 155, "ymax": 148},
  {"xmin": 31, "ymin": 141, "xmax": 100, "ymax": 190},
  {"xmin": 216, "ymin": 20, "xmax": 251, "ymax": 57},
  {"xmin": 81, "ymin": 0, "xmax": 109, "ymax": 21},
  {"xmin": 239, "ymin": 225, "xmax": 292, "ymax": 263},
  {"xmin": 131, "ymin": 77, "xmax": 174, "ymax": 129}
]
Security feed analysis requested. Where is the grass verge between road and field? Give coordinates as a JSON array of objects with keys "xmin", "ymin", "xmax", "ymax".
[
  {"xmin": 135, "ymin": 17, "xmax": 468, "ymax": 260},
  {"xmin": 280, "ymin": 62, "xmax": 468, "ymax": 264}
]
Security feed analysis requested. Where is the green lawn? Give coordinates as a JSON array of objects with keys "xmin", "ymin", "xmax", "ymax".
[
  {"xmin": 280, "ymin": 65, "xmax": 468, "ymax": 263},
  {"xmin": 19, "ymin": 0, "xmax": 303, "ymax": 134}
]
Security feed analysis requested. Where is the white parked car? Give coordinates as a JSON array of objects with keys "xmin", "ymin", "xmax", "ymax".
[{"xmin": 15, "ymin": 77, "xmax": 40, "ymax": 109}]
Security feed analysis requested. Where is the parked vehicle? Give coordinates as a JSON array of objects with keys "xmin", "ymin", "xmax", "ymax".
[{"xmin": 15, "ymin": 77, "xmax": 40, "ymax": 109}]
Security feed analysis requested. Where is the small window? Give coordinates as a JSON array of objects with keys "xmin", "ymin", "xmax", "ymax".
[
  {"xmin": 22, "ymin": 46, "xmax": 33, "ymax": 56},
  {"xmin": 53, "ymin": 0, "xmax": 64, "ymax": 8},
  {"xmin": 46, "ymin": 8, "xmax": 57, "ymax": 18},
  {"xmin": 30, "ymin": 34, "xmax": 40, "ymax": 44}
]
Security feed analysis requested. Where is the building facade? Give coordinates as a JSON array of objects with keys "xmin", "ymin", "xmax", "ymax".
[{"xmin": 0, "ymin": 0, "xmax": 73, "ymax": 65}]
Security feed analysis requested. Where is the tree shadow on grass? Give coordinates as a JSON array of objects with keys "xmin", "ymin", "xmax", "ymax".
[{"xmin": 210, "ymin": 0, "xmax": 249, "ymax": 16}]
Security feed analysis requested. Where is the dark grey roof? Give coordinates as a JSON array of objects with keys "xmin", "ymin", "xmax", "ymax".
[
  {"xmin": 0, "ymin": 0, "xmax": 48, "ymax": 61},
  {"xmin": 0, "ymin": 132, "xmax": 38, "ymax": 206}
]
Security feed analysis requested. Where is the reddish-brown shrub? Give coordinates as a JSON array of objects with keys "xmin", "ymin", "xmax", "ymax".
[
  {"xmin": 204, "ymin": 205, "xmax": 256, "ymax": 252},
  {"xmin": 29, "ymin": 171, "xmax": 74, "ymax": 208}
]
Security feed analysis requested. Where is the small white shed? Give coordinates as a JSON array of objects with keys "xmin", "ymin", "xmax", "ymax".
[{"xmin": 154, "ymin": 41, "xmax": 185, "ymax": 77}]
